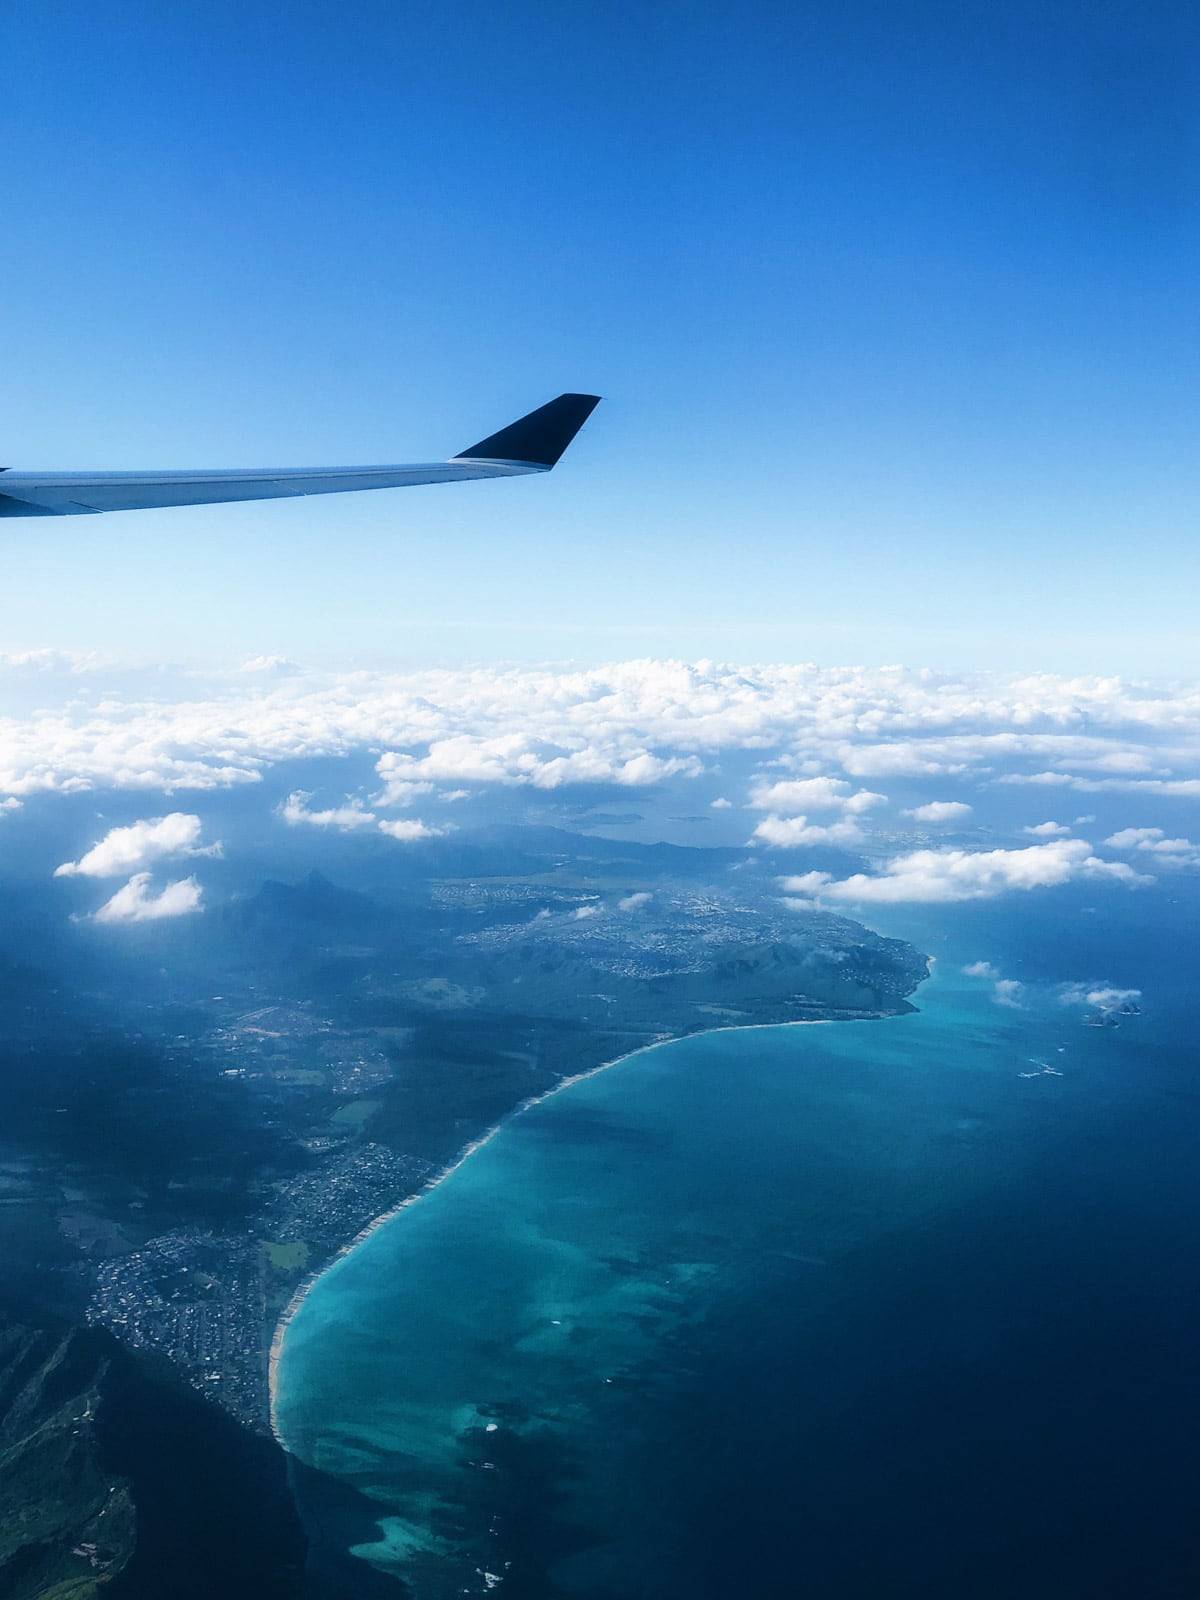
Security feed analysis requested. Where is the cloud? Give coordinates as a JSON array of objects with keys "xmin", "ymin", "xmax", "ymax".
[
  {"xmin": 841, "ymin": 730, "xmax": 1177, "ymax": 783},
  {"xmin": 710, "ymin": 797, "xmax": 733, "ymax": 810},
  {"xmin": 0, "ymin": 797, "xmax": 20, "ymax": 815},
  {"xmin": 1024, "ymin": 820, "xmax": 1071, "ymax": 837},
  {"xmin": 619, "ymin": 751, "xmax": 701, "ymax": 786},
  {"xmin": 965, "ymin": 962, "xmax": 1143, "ymax": 1017},
  {"xmin": 1059, "ymin": 984, "xmax": 1141, "ymax": 1010},
  {"xmin": 749, "ymin": 776, "xmax": 886, "ymax": 814},
  {"xmin": 279, "ymin": 791, "xmax": 377, "ymax": 831},
  {"xmin": 377, "ymin": 818, "xmax": 445, "ymax": 842},
  {"xmin": 281, "ymin": 791, "xmax": 445, "ymax": 841},
  {"xmin": 1104, "ymin": 825, "xmax": 1200, "ymax": 865},
  {"xmin": 55, "ymin": 813, "xmax": 217, "ymax": 878},
  {"xmin": 999, "ymin": 771, "xmax": 1075, "ymax": 787},
  {"xmin": 752, "ymin": 815, "xmax": 864, "ymax": 848},
  {"xmin": 0, "ymin": 649, "xmax": 112, "ymax": 677},
  {"xmin": 905, "ymin": 801, "xmax": 973, "ymax": 823},
  {"xmin": 1106, "ymin": 826, "xmax": 1186, "ymax": 851},
  {"xmin": 3, "ymin": 661, "xmax": 1200, "ymax": 821},
  {"xmin": 778, "ymin": 839, "xmax": 1152, "ymax": 904},
  {"xmin": 1000, "ymin": 773, "xmax": 1200, "ymax": 796},
  {"xmin": 779, "ymin": 871, "xmax": 835, "ymax": 897},
  {"xmin": 91, "ymin": 873, "xmax": 203, "ymax": 923},
  {"xmin": 617, "ymin": 891, "xmax": 652, "ymax": 911},
  {"xmin": 992, "ymin": 978, "xmax": 1026, "ymax": 1008},
  {"xmin": 1076, "ymin": 857, "xmax": 1151, "ymax": 884},
  {"xmin": 239, "ymin": 655, "xmax": 300, "ymax": 675},
  {"xmin": 375, "ymin": 779, "xmax": 436, "ymax": 809},
  {"xmin": 839, "ymin": 748, "xmax": 956, "ymax": 778},
  {"xmin": 573, "ymin": 903, "xmax": 601, "ymax": 919},
  {"xmin": 1106, "ymin": 827, "xmax": 1162, "ymax": 848},
  {"xmin": 374, "ymin": 736, "xmax": 701, "ymax": 802},
  {"xmin": 961, "ymin": 958, "xmax": 1025, "ymax": 1007}
]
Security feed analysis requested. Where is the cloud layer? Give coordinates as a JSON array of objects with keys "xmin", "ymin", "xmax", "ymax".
[
  {"xmin": 6, "ymin": 658, "xmax": 1200, "ymax": 910},
  {"xmin": 5, "ymin": 659, "xmax": 1200, "ymax": 805}
]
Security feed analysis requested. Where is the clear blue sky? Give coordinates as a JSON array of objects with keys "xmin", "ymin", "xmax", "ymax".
[{"xmin": 4, "ymin": 0, "xmax": 1200, "ymax": 673}]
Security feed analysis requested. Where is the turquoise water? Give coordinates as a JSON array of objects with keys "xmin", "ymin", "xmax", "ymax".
[{"xmin": 277, "ymin": 932, "xmax": 1200, "ymax": 1598}]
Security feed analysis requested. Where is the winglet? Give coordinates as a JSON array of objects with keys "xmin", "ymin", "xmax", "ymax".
[{"xmin": 453, "ymin": 393, "xmax": 601, "ymax": 468}]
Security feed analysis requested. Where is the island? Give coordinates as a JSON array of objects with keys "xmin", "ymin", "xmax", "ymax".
[{"xmin": 0, "ymin": 824, "xmax": 928, "ymax": 1596}]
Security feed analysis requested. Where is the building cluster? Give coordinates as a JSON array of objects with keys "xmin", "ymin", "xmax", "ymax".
[
  {"xmin": 88, "ymin": 1142, "xmax": 437, "ymax": 1429},
  {"xmin": 264, "ymin": 1143, "xmax": 437, "ymax": 1257},
  {"xmin": 88, "ymin": 1230, "xmax": 267, "ymax": 1426}
]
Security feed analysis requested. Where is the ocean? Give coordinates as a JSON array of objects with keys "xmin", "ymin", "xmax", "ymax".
[{"xmin": 275, "ymin": 893, "xmax": 1200, "ymax": 1598}]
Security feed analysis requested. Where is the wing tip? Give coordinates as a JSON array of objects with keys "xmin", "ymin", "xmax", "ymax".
[{"xmin": 453, "ymin": 393, "xmax": 601, "ymax": 468}]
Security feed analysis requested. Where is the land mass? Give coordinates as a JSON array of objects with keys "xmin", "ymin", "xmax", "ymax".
[{"xmin": 0, "ymin": 824, "xmax": 928, "ymax": 1594}]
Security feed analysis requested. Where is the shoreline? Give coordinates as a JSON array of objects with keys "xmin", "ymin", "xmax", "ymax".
[{"xmin": 267, "ymin": 1014, "xmax": 850, "ymax": 1443}]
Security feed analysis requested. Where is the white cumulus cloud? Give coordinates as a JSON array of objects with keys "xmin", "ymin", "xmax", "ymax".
[
  {"xmin": 960, "ymin": 959, "xmax": 1025, "ymax": 1007},
  {"xmin": 992, "ymin": 978, "xmax": 1026, "ymax": 1008},
  {"xmin": 1058, "ymin": 984, "xmax": 1142, "ymax": 1010},
  {"xmin": 92, "ymin": 873, "xmax": 203, "ymax": 924},
  {"xmin": 905, "ymin": 801, "xmax": 973, "ymax": 823},
  {"xmin": 239, "ymin": 655, "xmax": 300, "ymax": 675},
  {"xmin": 377, "ymin": 818, "xmax": 445, "ymax": 842},
  {"xmin": 779, "ymin": 871, "xmax": 835, "ymax": 897},
  {"xmin": 752, "ymin": 815, "xmax": 865, "ymax": 848},
  {"xmin": 777, "ymin": 839, "xmax": 1151, "ymax": 904},
  {"xmin": 55, "ymin": 813, "xmax": 217, "ymax": 878},
  {"xmin": 1106, "ymin": 826, "xmax": 1194, "ymax": 852},
  {"xmin": 279, "ymin": 792, "xmax": 377, "ymax": 831},
  {"xmin": 1024, "ymin": 820, "xmax": 1071, "ymax": 837},
  {"xmin": 1104, "ymin": 826, "xmax": 1200, "ymax": 865},
  {"xmin": 1106, "ymin": 827, "xmax": 1163, "ymax": 848},
  {"xmin": 374, "ymin": 736, "xmax": 701, "ymax": 802},
  {"xmin": 749, "ymin": 776, "xmax": 886, "ymax": 814},
  {"xmin": 617, "ymin": 891, "xmax": 653, "ymax": 911}
]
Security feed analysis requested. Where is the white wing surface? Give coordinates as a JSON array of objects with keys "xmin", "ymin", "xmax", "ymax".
[{"xmin": 0, "ymin": 394, "xmax": 600, "ymax": 518}]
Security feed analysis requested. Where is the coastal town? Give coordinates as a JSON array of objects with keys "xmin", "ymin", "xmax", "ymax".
[{"xmin": 86, "ymin": 1142, "xmax": 437, "ymax": 1429}]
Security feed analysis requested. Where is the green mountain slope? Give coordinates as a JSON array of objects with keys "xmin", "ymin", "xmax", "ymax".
[{"xmin": 0, "ymin": 1322, "xmax": 135, "ymax": 1599}]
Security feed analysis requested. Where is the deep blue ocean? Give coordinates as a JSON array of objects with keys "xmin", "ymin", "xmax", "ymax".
[{"xmin": 276, "ymin": 886, "xmax": 1200, "ymax": 1598}]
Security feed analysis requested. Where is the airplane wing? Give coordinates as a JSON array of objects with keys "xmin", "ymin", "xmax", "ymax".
[{"xmin": 0, "ymin": 393, "xmax": 600, "ymax": 517}]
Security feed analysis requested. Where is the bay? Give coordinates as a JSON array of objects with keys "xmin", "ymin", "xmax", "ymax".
[{"xmin": 276, "ymin": 920, "xmax": 1200, "ymax": 1598}]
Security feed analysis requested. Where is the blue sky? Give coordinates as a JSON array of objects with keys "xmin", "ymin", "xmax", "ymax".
[{"xmin": 4, "ymin": 0, "xmax": 1200, "ymax": 673}]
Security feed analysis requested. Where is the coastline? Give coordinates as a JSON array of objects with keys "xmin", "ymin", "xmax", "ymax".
[{"xmin": 267, "ymin": 1015, "xmax": 847, "ymax": 1443}]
